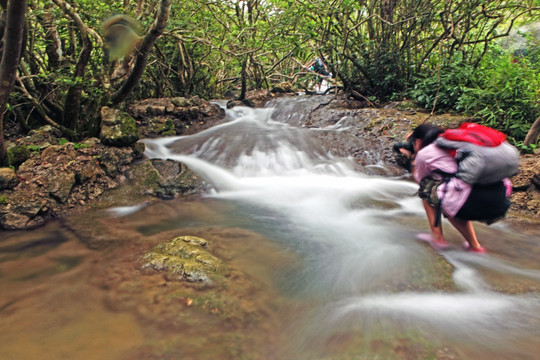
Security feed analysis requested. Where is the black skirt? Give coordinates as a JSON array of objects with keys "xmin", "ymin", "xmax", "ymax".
[{"xmin": 455, "ymin": 181, "xmax": 510, "ymax": 223}]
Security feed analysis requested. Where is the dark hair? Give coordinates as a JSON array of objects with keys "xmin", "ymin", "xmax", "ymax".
[{"xmin": 410, "ymin": 124, "xmax": 444, "ymax": 148}]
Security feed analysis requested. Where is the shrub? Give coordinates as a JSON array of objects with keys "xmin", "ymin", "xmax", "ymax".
[
  {"xmin": 410, "ymin": 58, "xmax": 476, "ymax": 110},
  {"xmin": 456, "ymin": 46, "xmax": 540, "ymax": 141}
]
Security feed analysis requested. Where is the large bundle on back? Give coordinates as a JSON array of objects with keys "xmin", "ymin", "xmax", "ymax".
[{"xmin": 435, "ymin": 123, "xmax": 520, "ymax": 184}]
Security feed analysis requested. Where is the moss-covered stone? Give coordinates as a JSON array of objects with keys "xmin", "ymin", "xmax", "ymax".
[
  {"xmin": 161, "ymin": 118, "xmax": 176, "ymax": 136},
  {"xmin": 7, "ymin": 145, "xmax": 30, "ymax": 168},
  {"xmin": 141, "ymin": 235, "xmax": 227, "ymax": 286},
  {"xmin": 171, "ymin": 97, "xmax": 191, "ymax": 107},
  {"xmin": 100, "ymin": 106, "xmax": 140, "ymax": 147},
  {"xmin": 128, "ymin": 160, "xmax": 161, "ymax": 193},
  {"xmin": 127, "ymin": 159, "xmax": 204, "ymax": 199}
]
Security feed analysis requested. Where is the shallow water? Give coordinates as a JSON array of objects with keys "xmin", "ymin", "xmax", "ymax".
[{"xmin": 1, "ymin": 98, "xmax": 540, "ymax": 360}]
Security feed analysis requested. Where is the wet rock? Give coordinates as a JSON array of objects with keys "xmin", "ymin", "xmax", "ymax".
[
  {"xmin": 127, "ymin": 160, "xmax": 161, "ymax": 194},
  {"xmin": 270, "ymin": 82, "xmax": 295, "ymax": 94},
  {"xmin": 127, "ymin": 159, "xmax": 205, "ymax": 199},
  {"xmin": 128, "ymin": 97, "xmax": 225, "ymax": 138},
  {"xmin": 100, "ymin": 106, "xmax": 140, "ymax": 147},
  {"xmin": 141, "ymin": 235, "xmax": 226, "ymax": 286},
  {"xmin": 225, "ymin": 90, "xmax": 277, "ymax": 108},
  {"xmin": 0, "ymin": 167, "xmax": 18, "ymax": 190},
  {"xmin": 226, "ymin": 99, "xmax": 247, "ymax": 108}
]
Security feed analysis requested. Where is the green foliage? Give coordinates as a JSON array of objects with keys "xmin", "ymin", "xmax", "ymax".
[
  {"xmin": 73, "ymin": 143, "xmax": 89, "ymax": 150},
  {"xmin": 0, "ymin": 195, "xmax": 8, "ymax": 205},
  {"xmin": 27, "ymin": 145, "xmax": 42, "ymax": 152},
  {"xmin": 347, "ymin": 47, "xmax": 407, "ymax": 100},
  {"xmin": 456, "ymin": 47, "xmax": 540, "ymax": 140},
  {"xmin": 514, "ymin": 141, "xmax": 538, "ymax": 154},
  {"xmin": 2, "ymin": 0, "xmax": 538, "ymax": 145},
  {"xmin": 410, "ymin": 59, "xmax": 476, "ymax": 110},
  {"xmin": 58, "ymin": 138, "xmax": 88, "ymax": 149}
]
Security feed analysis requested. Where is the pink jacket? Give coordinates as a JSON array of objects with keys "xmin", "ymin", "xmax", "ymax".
[
  {"xmin": 414, "ymin": 144, "xmax": 472, "ymax": 218},
  {"xmin": 413, "ymin": 144, "xmax": 512, "ymax": 218}
]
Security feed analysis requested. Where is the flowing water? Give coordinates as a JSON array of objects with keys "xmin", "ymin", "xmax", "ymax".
[{"xmin": 1, "ymin": 97, "xmax": 540, "ymax": 360}]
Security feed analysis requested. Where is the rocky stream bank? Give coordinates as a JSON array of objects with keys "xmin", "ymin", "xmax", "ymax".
[{"xmin": 0, "ymin": 92, "xmax": 538, "ymax": 231}]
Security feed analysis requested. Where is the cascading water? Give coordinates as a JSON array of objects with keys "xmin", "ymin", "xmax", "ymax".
[
  {"xmin": 141, "ymin": 98, "xmax": 540, "ymax": 359},
  {"xmin": 3, "ymin": 97, "xmax": 538, "ymax": 360}
]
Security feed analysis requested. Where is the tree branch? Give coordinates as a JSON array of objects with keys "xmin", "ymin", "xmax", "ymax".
[{"xmin": 111, "ymin": 0, "xmax": 172, "ymax": 105}]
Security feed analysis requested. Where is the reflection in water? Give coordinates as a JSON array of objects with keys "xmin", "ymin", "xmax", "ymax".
[{"xmin": 1, "ymin": 98, "xmax": 539, "ymax": 360}]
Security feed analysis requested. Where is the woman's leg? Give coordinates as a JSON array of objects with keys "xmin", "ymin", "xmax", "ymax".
[
  {"xmin": 422, "ymin": 200, "xmax": 448, "ymax": 246},
  {"xmin": 447, "ymin": 217, "xmax": 485, "ymax": 251}
]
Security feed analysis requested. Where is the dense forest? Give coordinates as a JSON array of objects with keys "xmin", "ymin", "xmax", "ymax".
[{"xmin": 0, "ymin": 0, "xmax": 539, "ymax": 166}]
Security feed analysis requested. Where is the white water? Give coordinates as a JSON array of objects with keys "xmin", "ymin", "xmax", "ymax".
[{"xmin": 142, "ymin": 103, "xmax": 540, "ymax": 357}]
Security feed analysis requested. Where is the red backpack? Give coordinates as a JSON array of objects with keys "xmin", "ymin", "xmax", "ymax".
[
  {"xmin": 435, "ymin": 123, "xmax": 519, "ymax": 185},
  {"xmin": 441, "ymin": 122, "xmax": 506, "ymax": 147}
]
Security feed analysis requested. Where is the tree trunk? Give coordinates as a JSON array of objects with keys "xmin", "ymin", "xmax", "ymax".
[
  {"xmin": 41, "ymin": 4, "xmax": 63, "ymax": 69},
  {"xmin": 524, "ymin": 116, "xmax": 540, "ymax": 147},
  {"xmin": 51, "ymin": 0, "xmax": 93, "ymax": 132},
  {"xmin": 0, "ymin": 0, "xmax": 26, "ymax": 166},
  {"xmin": 111, "ymin": 0, "xmax": 172, "ymax": 105},
  {"xmin": 239, "ymin": 57, "xmax": 247, "ymax": 101}
]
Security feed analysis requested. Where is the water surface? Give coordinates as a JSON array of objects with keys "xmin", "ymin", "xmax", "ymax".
[{"xmin": 1, "ymin": 98, "xmax": 539, "ymax": 359}]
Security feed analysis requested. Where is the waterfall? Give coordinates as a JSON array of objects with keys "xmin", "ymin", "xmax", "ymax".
[{"xmin": 142, "ymin": 99, "xmax": 540, "ymax": 355}]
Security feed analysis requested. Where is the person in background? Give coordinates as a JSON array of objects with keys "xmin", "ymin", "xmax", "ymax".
[
  {"xmin": 308, "ymin": 56, "xmax": 331, "ymax": 92},
  {"xmin": 400, "ymin": 124, "xmax": 511, "ymax": 253}
]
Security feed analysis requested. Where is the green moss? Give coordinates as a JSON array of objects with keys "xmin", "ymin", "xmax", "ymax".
[
  {"xmin": 160, "ymin": 118, "xmax": 176, "ymax": 136},
  {"xmin": 0, "ymin": 195, "xmax": 8, "ymax": 205},
  {"xmin": 130, "ymin": 161, "xmax": 161, "ymax": 192},
  {"xmin": 141, "ymin": 235, "xmax": 227, "ymax": 286},
  {"xmin": 7, "ymin": 145, "xmax": 30, "ymax": 167},
  {"xmin": 119, "ymin": 112, "xmax": 140, "ymax": 138}
]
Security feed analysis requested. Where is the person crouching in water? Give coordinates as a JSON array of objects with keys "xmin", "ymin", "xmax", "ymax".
[{"xmin": 401, "ymin": 124, "xmax": 511, "ymax": 252}]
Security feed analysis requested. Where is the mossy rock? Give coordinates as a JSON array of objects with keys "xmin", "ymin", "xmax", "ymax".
[
  {"xmin": 7, "ymin": 145, "xmax": 30, "ymax": 168},
  {"xmin": 100, "ymin": 106, "xmax": 140, "ymax": 147},
  {"xmin": 128, "ymin": 160, "xmax": 161, "ymax": 193},
  {"xmin": 171, "ymin": 97, "xmax": 191, "ymax": 107},
  {"xmin": 141, "ymin": 235, "xmax": 227, "ymax": 286}
]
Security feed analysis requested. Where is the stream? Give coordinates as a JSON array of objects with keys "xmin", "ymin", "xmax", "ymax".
[{"xmin": 1, "ymin": 97, "xmax": 540, "ymax": 360}]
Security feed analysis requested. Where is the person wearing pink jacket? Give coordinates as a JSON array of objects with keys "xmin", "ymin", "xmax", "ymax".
[{"xmin": 401, "ymin": 124, "xmax": 512, "ymax": 253}]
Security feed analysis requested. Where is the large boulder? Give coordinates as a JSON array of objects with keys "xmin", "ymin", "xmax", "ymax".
[
  {"xmin": 127, "ymin": 159, "xmax": 205, "ymax": 199},
  {"xmin": 100, "ymin": 106, "xmax": 140, "ymax": 147}
]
